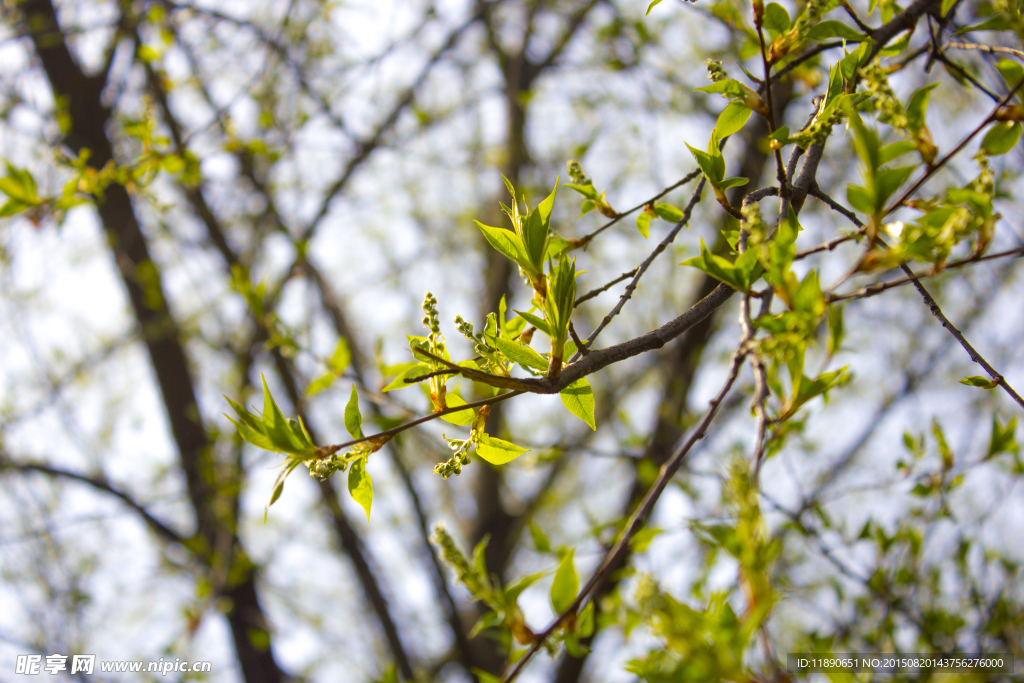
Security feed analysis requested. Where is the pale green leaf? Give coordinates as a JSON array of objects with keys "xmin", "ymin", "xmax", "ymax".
[
  {"xmin": 345, "ymin": 384, "xmax": 364, "ymax": 439},
  {"xmin": 476, "ymin": 433, "xmax": 529, "ymax": 465},
  {"xmin": 550, "ymin": 549, "xmax": 579, "ymax": 615},
  {"xmin": 560, "ymin": 378, "xmax": 596, "ymax": 430},
  {"xmin": 348, "ymin": 458, "xmax": 373, "ymax": 521}
]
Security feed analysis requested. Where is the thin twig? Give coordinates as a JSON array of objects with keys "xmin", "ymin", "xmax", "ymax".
[
  {"xmin": 501, "ymin": 343, "xmax": 750, "ymax": 683},
  {"xmin": 884, "ymin": 75, "xmax": 1024, "ymax": 216},
  {"xmin": 828, "ymin": 247, "xmax": 1024, "ymax": 302},
  {"xmin": 946, "ymin": 42, "xmax": 1024, "ymax": 60},
  {"xmin": 578, "ymin": 176, "xmax": 708, "ymax": 354},
  {"xmin": 901, "ymin": 267, "xmax": 1024, "ymax": 410},
  {"xmin": 574, "ymin": 267, "xmax": 639, "ymax": 306},
  {"xmin": 576, "ymin": 169, "xmax": 701, "ymax": 245}
]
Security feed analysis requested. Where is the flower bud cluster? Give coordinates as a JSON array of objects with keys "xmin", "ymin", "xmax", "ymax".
[
  {"xmin": 434, "ymin": 435, "xmax": 473, "ymax": 478},
  {"xmin": 705, "ymin": 59, "xmax": 727, "ymax": 83},
  {"xmin": 308, "ymin": 452, "xmax": 349, "ymax": 479},
  {"xmin": 566, "ymin": 160, "xmax": 591, "ymax": 186},
  {"xmin": 860, "ymin": 60, "xmax": 908, "ymax": 131},
  {"xmin": 422, "ymin": 292, "xmax": 445, "ymax": 353}
]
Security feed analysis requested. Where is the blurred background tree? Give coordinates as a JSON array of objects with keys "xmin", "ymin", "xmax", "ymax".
[{"xmin": 0, "ymin": 0, "xmax": 1022, "ymax": 681}]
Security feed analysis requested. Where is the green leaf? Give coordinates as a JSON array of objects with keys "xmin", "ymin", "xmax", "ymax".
[
  {"xmin": 846, "ymin": 185, "xmax": 874, "ymax": 214},
  {"xmin": 472, "ymin": 668, "xmax": 503, "ymax": 683},
  {"xmin": 696, "ymin": 79, "xmax": 749, "ymax": 99},
  {"xmin": 577, "ymin": 600, "xmax": 595, "ymax": 637},
  {"xmin": 959, "ymin": 375, "xmax": 1000, "ymax": 389},
  {"xmin": 560, "ymin": 378, "xmax": 596, "ymax": 430},
  {"xmin": 806, "ymin": 20, "xmax": 866, "ymax": 41},
  {"xmin": 827, "ymin": 304, "xmax": 845, "ymax": 355},
  {"xmin": 878, "ymin": 141, "xmax": 918, "ymax": 165},
  {"xmin": 783, "ymin": 367, "xmax": 849, "ymax": 418},
  {"xmin": 476, "ymin": 433, "xmax": 529, "ymax": 465},
  {"xmin": 653, "ymin": 203, "xmax": 684, "ymax": 223},
  {"xmin": 439, "ymin": 393, "xmax": 477, "ymax": 425},
  {"xmin": 225, "ymin": 414, "xmax": 277, "ymax": 451},
  {"xmin": 997, "ymin": 60, "xmax": 1024, "ymax": 97},
  {"xmin": 514, "ymin": 309, "xmax": 552, "ymax": 337},
  {"xmin": 348, "ymin": 458, "xmax": 373, "ymax": 522},
  {"xmin": 767, "ymin": 126, "xmax": 790, "ymax": 143},
  {"xmin": 847, "ymin": 108, "xmax": 879, "ymax": 171},
  {"xmin": 329, "ymin": 338, "xmax": 352, "ymax": 373},
  {"xmin": 646, "ymin": 0, "xmax": 663, "ymax": 15},
  {"xmin": 953, "ymin": 15, "xmax": 1010, "ymax": 34},
  {"xmin": 476, "ymin": 221, "xmax": 530, "ymax": 270},
  {"xmin": 505, "ymin": 571, "xmax": 545, "ymax": 603},
  {"xmin": 563, "ymin": 182, "xmax": 600, "ymax": 200},
  {"xmin": 261, "ymin": 376, "xmax": 307, "ymax": 454},
  {"xmin": 636, "ymin": 210, "xmax": 652, "ymax": 238},
  {"xmin": 762, "ymin": 3, "xmax": 791, "ymax": 38},
  {"xmin": 631, "ymin": 528, "xmax": 663, "ymax": 552},
  {"xmin": 940, "ymin": 0, "xmax": 956, "ymax": 17},
  {"xmin": 981, "ymin": 121, "xmax": 1022, "ymax": 156},
  {"xmin": 715, "ymin": 102, "xmax": 753, "ymax": 138},
  {"xmin": 685, "ymin": 143, "xmax": 720, "ymax": 184},
  {"xmin": 680, "ymin": 238, "xmax": 763, "ymax": 292},
  {"xmin": 550, "ymin": 549, "xmax": 579, "ymax": 615},
  {"xmin": 905, "ymin": 83, "xmax": 939, "ymax": 133},
  {"xmin": 306, "ymin": 373, "xmax": 335, "ymax": 396},
  {"xmin": 495, "ymin": 337, "xmax": 548, "ymax": 371},
  {"xmin": 382, "ymin": 363, "xmax": 431, "ymax": 392},
  {"xmin": 717, "ymin": 176, "xmax": 750, "ymax": 190},
  {"xmin": 988, "ymin": 416, "xmax": 1019, "ymax": 458},
  {"xmin": 345, "ymin": 385, "xmax": 365, "ymax": 439},
  {"xmin": 875, "ymin": 165, "xmax": 916, "ymax": 208},
  {"xmin": 529, "ymin": 521, "xmax": 551, "ymax": 553}
]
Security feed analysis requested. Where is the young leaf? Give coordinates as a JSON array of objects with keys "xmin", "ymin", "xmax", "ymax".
[
  {"xmin": 306, "ymin": 374, "xmax": 335, "ymax": 396},
  {"xmin": 348, "ymin": 458, "xmax": 373, "ymax": 521},
  {"xmin": 560, "ymin": 378, "xmax": 596, "ymax": 430},
  {"xmin": 762, "ymin": 3, "xmax": 791, "ymax": 37},
  {"xmin": 960, "ymin": 375, "xmax": 1000, "ymax": 389},
  {"xmin": 716, "ymin": 102, "xmax": 753, "ymax": 138},
  {"xmin": 636, "ymin": 210, "xmax": 652, "ymax": 238},
  {"xmin": 980, "ymin": 121, "xmax": 1022, "ymax": 156},
  {"xmin": 439, "ymin": 393, "xmax": 477, "ymax": 425},
  {"xmin": 680, "ymin": 238, "xmax": 763, "ymax": 292},
  {"xmin": 495, "ymin": 337, "xmax": 548, "ymax": 370},
  {"xmin": 653, "ymin": 203, "xmax": 684, "ymax": 223},
  {"xmin": 330, "ymin": 338, "xmax": 352, "ymax": 373},
  {"xmin": 514, "ymin": 309, "xmax": 553, "ymax": 337},
  {"xmin": 685, "ymin": 143, "xmax": 720, "ymax": 184},
  {"xmin": 529, "ymin": 521, "xmax": 552, "ymax": 553},
  {"xmin": 476, "ymin": 433, "xmax": 530, "ymax": 465},
  {"xmin": 476, "ymin": 221, "xmax": 531, "ymax": 271},
  {"xmin": 646, "ymin": 0, "xmax": 663, "ymax": 15},
  {"xmin": 987, "ymin": 416, "xmax": 1019, "ymax": 459},
  {"xmin": 550, "ymin": 549, "xmax": 579, "ymax": 615},
  {"xmin": 805, "ymin": 20, "xmax": 866, "ymax": 41},
  {"xmin": 345, "ymin": 384, "xmax": 365, "ymax": 439}
]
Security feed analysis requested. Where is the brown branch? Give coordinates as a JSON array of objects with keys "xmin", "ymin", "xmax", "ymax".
[
  {"xmin": 326, "ymin": 283, "xmax": 735, "ymax": 451},
  {"xmin": 502, "ymin": 342, "xmax": 749, "ymax": 683},
  {"xmin": 883, "ymin": 75, "xmax": 1024, "ymax": 217},
  {"xmin": 947, "ymin": 42, "xmax": 1024, "ymax": 59},
  {"xmin": 0, "ymin": 453, "xmax": 185, "ymax": 547},
  {"xmin": 807, "ymin": 188, "xmax": 1024, "ymax": 409},
  {"xmin": 575, "ymin": 169, "xmax": 702, "ymax": 246},
  {"xmin": 901, "ymin": 267, "xmax": 1024, "ymax": 409},
  {"xmin": 298, "ymin": 14, "xmax": 479, "ymax": 242},
  {"xmin": 574, "ymin": 267, "xmax": 639, "ymax": 306},
  {"xmin": 828, "ymin": 247, "xmax": 1024, "ymax": 302},
  {"xmin": 579, "ymin": 176, "xmax": 709, "ymax": 353}
]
